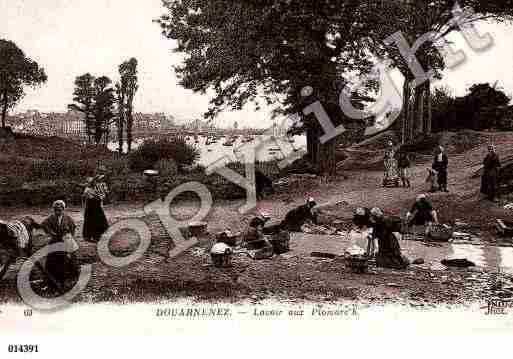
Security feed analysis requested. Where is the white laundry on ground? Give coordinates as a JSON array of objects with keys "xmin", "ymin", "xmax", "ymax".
[{"xmin": 346, "ymin": 227, "xmax": 377, "ymax": 256}]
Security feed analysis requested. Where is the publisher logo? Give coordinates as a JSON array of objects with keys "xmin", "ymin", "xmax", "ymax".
[{"xmin": 482, "ymin": 299, "xmax": 513, "ymax": 315}]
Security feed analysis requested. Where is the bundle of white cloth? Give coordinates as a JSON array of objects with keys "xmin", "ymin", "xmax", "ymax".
[
  {"xmin": 210, "ymin": 242, "xmax": 232, "ymax": 255},
  {"xmin": 62, "ymin": 233, "xmax": 79, "ymax": 253},
  {"xmin": 347, "ymin": 227, "xmax": 377, "ymax": 256}
]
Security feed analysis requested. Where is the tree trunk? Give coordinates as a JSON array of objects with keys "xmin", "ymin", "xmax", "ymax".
[
  {"xmin": 1, "ymin": 91, "xmax": 8, "ymax": 129},
  {"xmin": 95, "ymin": 120, "xmax": 103, "ymax": 144},
  {"xmin": 126, "ymin": 108, "xmax": 133, "ymax": 153},
  {"xmin": 401, "ymin": 80, "xmax": 410, "ymax": 144},
  {"xmin": 117, "ymin": 93, "xmax": 125, "ymax": 153},
  {"xmin": 412, "ymin": 86, "xmax": 424, "ymax": 136},
  {"xmin": 425, "ymin": 80, "xmax": 432, "ymax": 134},
  {"xmin": 118, "ymin": 115, "xmax": 124, "ymax": 153},
  {"xmin": 104, "ymin": 122, "xmax": 109, "ymax": 146},
  {"xmin": 305, "ymin": 118, "xmax": 339, "ymax": 176}
]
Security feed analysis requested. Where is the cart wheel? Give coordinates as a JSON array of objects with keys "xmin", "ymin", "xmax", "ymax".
[{"xmin": 0, "ymin": 251, "xmax": 13, "ymax": 281}]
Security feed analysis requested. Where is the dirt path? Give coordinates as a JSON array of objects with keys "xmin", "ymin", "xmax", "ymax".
[{"xmin": 2, "ymin": 131, "xmax": 513, "ymax": 305}]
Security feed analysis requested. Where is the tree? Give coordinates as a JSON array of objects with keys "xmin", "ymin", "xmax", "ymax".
[
  {"xmin": 0, "ymin": 39, "xmax": 47, "ymax": 128},
  {"xmin": 431, "ymin": 82, "xmax": 511, "ymax": 131},
  {"xmin": 462, "ymin": 82, "xmax": 510, "ymax": 130},
  {"xmin": 157, "ymin": 0, "xmax": 375, "ymax": 175},
  {"xmin": 431, "ymin": 85, "xmax": 455, "ymax": 132},
  {"xmin": 68, "ymin": 73, "xmax": 95, "ymax": 143},
  {"xmin": 117, "ymin": 58, "xmax": 139, "ymax": 153},
  {"xmin": 69, "ymin": 74, "xmax": 116, "ymax": 144},
  {"xmin": 115, "ymin": 82, "xmax": 125, "ymax": 153},
  {"xmin": 364, "ymin": 0, "xmax": 513, "ymax": 143},
  {"xmin": 92, "ymin": 76, "xmax": 116, "ymax": 145}
]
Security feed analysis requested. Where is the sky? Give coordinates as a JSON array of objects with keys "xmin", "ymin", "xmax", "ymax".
[{"xmin": 1, "ymin": 0, "xmax": 512, "ymax": 129}]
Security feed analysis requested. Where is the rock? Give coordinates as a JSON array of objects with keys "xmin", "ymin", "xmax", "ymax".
[
  {"xmin": 412, "ymin": 258, "xmax": 425, "ymax": 265},
  {"xmin": 189, "ymin": 222, "xmax": 208, "ymax": 237},
  {"xmin": 441, "ymin": 258, "xmax": 476, "ymax": 268},
  {"xmin": 386, "ymin": 283, "xmax": 402, "ymax": 288},
  {"xmin": 311, "ymin": 252, "xmax": 337, "ymax": 259}
]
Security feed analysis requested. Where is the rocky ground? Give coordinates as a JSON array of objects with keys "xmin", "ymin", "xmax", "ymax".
[{"xmin": 1, "ymin": 131, "xmax": 513, "ymax": 306}]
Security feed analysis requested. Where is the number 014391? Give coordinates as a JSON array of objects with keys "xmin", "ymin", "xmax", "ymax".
[{"xmin": 7, "ymin": 345, "xmax": 39, "ymax": 353}]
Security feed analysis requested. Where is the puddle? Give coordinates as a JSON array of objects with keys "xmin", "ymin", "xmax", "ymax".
[
  {"xmin": 449, "ymin": 244, "xmax": 486, "ymax": 267},
  {"xmin": 447, "ymin": 244, "xmax": 513, "ymax": 274},
  {"xmin": 499, "ymin": 247, "xmax": 513, "ymax": 275}
]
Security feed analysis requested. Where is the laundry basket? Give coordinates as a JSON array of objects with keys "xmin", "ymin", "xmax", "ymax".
[
  {"xmin": 210, "ymin": 242, "xmax": 233, "ymax": 268},
  {"xmin": 428, "ymin": 224, "xmax": 454, "ymax": 241},
  {"xmin": 211, "ymin": 251, "xmax": 232, "ymax": 268},
  {"xmin": 269, "ymin": 230, "xmax": 290, "ymax": 254},
  {"xmin": 347, "ymin": 255, "xmax": 369, "ymax": 274}
]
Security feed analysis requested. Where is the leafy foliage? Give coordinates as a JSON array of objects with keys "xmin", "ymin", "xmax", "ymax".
[
  {"xmin": 128, "ymin": 137, "xmax": 199, "ymax": 172},
  {"xmin": 28, "ymin": 159, "xmax": 96, "ymax": 181},
  {"xmin": 432, "ymin": 82, "xmax": 512, "ymax": 131},
  {"xmin": 154, "ymin": 158, "xmax": 179, "ymax": 178},
  {"xmin": 68, "ymin": 74, "xmax": 116, "ymax": 144},
  {"xmin": 158, "ymin": 0, "xmax": 375, "ymax": 119},
  {"xmin": 116, "ymin": 58, "xmax": 139, "ymax": 153},
  {"xmin": 363, "ymin": 0, "xmax": 513, "ymax": 142},
  {"xmin": 0, "ymin": 39, "xmax": 48, "ymax": 128}
]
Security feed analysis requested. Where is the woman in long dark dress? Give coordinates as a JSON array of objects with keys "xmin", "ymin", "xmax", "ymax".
[
  {"xmin": 368, "ymin": 207, "xmax": 409, "ymax": 270},
  {"xmin": 481, "ymin": 145, "xmax": 501, "ymax": 201},
  {"xmin": 433, "ymin": 146, "xmax": 449, "ymax": 192},
  {"xmin": 82, "ymin": 176, "xmax": 109, "ymax": 243}
]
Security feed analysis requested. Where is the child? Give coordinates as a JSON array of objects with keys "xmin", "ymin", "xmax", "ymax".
[
  {"xmin": 397, "ymin": 150, "xmax": 411, "ymax": 188},
  {"xmin": 426, "ymin": 168, "xmax": 438, "ymax": 192}
]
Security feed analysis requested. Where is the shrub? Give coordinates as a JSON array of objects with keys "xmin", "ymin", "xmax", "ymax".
[
  {"xmin": 450, "ymin": 130, "xmax": 483, "ymax": 153},
  {"xmin": 154, "ymin": 159, "xmax": 178, "ymax": 178},
  {"xmin": 399, "ymin": 133, "xmax": 442, "ymax": 155},
  {"xmin": 28, "ymin": 159, "xmax": 96, "ymax": 181},
  {"xmin": 102, "ymin": 157, "xmax": 130, "ymax": 176},
  {"xmin": 0, "ymin": 180, "xmax": 85, "ymax": 207},
  {"xmin": 279, "ymin": 158, "xmax": 317, "ymax": 176},
  {"xmin": 128, "ymin": 137, "xmax": 199, "ymax": 172},
  {"xmin": 0, "ymin": 155, "xmax": 30, "ymax": 179}
]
